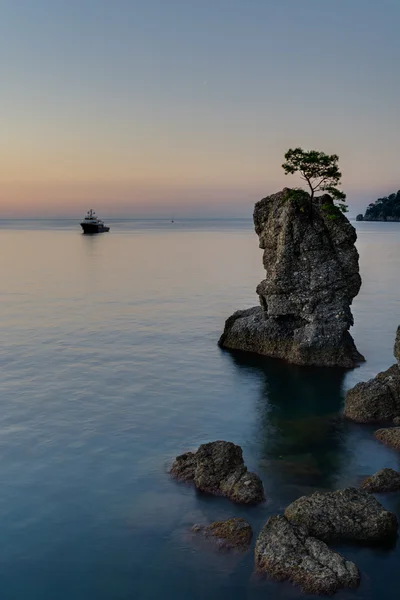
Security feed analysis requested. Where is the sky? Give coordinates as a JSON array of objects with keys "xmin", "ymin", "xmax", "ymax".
[{"xmin": 0, "ymin": 0, "xmax": 399, "ymax": 217}]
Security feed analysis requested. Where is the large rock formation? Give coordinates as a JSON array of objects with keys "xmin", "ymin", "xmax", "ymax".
[
  {"xmin": 284, "ymin": 487, "xmax": 398, "ymax": 544},
  {"xmin": 219, "ymin": 189, "xmax": 364, "ymax": 367},
  {"xmin": 170, "ymin": 441, "xmax": 265, "ymax": 504},
  {"xmin": 344, "ymin": 326, "xmax": 400, "ymax": 423},
  {"xmin": 254, "ymin": 515, "xmax": 360, "ymax": 595}
]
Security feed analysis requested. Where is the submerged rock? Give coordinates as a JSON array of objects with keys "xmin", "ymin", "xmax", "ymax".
[
  {"xmin": 254, "ymin": 515, "xmax": 360, "ymax": 595},
  {"xmin": 170, "ymin": 441, "xmax": 265, "ymax": 504},
  {"xmin": 361, "ymin": 468, "xmax": 400, "ymax": 493},
  {"xmin": 193, "ymin": 518, "xmax": 252, "ymax": 550},
  {"xmin": 344, "ymin": 328, "xmax": 400, "ymax": 423},
  {"xmin": 284, "ymin": 487, "xmax": 397, "ymax": 544},
  {"xmin": 219, "ymin": 189, "xmax": 363, "ymax": 367},
  {"xmin": 375, "ymin": 427, "xmax": 400, "ymax": 451}
]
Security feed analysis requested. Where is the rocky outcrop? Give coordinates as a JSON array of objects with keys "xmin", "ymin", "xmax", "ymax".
[
  {"xmin": 170, "ymin": 441, "xmax": 264, "ymax": 504},
  {"xmin": 284, "ymin": 487, "xmax": 397, "ymax": 544},
  {"xmin": 219, "ymin": 189, "xmax": 363, "ymax": 367},
  {"xmin": 356, "ymin": 214, "xmax": 364, "ymax": 221},
  {"xmin": 361, "ymin": 191, "xmax": 400, "ymax": 221},
  {"xmin": 395, "ymin": 326, "xmax": 400, "ymax": 362},
  {"xmin": 344, "ymin": 328, "xmax": 400, "ymax": 423},
  {"xmin": 192, "ymin": 518, "xmax": 252, "ymax": 550},
  {"xmin": 344, "ymin": 365, "xmax": 400, "ymax": 423},
  {"xmin": 375, "ymin": 427, "xmax": 400, "ymax": 451},
  {"xmin": 361, "ymin": 468, "xmax": 400, "ymax": 493},
  {"xmin": 254, "ymin": 515, "xmax": 360, "ymax": 595}
]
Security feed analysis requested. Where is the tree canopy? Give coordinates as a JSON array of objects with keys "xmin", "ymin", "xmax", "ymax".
[
  {"xmin": 364, "ymin": 191, "xmax": 400, "ymax": 220},
  {"xmin": 282, "ymin": 147, "xmax": 347, "ymax": 214}
]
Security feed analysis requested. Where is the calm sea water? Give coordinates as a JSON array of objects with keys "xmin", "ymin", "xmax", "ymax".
[{"xmin": 0, "ymin": 218, "xmax": 399, "ymax": 599}]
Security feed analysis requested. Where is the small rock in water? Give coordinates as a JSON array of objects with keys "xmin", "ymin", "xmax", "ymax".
[
  {"xmin": 193, "ymin": 518, "xmax": 252, "ymax": 551},
  {"xmin": 284, "ymin": 487, "xmax": 398, "ymax": 544},
  {"xmin": 254, "ymin": 515, "xmax": 360, "ymax": 595},
  {"xmin": 375, "ymin": 427, "xmax": 400, "ymax": 451},
  {"xmin": 170, "ymin": 441, "xmax": 265, "ymax": 505},
  {"xmin": 360, "ymin": 468, "xmax": 400, "ymax": 493}
]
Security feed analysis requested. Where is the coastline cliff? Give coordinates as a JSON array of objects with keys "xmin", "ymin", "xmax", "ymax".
[
  {"xmin": 357, "ymin": 191, "xmax": 400, "ymax": 222},
  {"xmin": 219, "ymin": 188, "xmax": 364, "ymax": 368}
]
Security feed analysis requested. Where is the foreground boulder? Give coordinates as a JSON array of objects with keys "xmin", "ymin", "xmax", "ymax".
[
  {"xmin": 361, "ymin": 468, "xmax": 400, "ymax": 493},
  {"xmin": 219, "ymin": 189, "xmax": 363, "ymax": 367},
  {"xmin": 192, "ymin": 518, "xmax": 252, "ymax": 550},
  {"xmin": 254, "ymin": 516, "xmax": 360, "ymax": 595},
  {"xmin": 375, "ymin": 427, "xmax": 400, "ymax": 451},
  {"xmin": 284, "ymin": 487, "xmax": 397, "ymax": 544},
  {"xmin": 344, "ymin": 327, "xmax": 400, "ymax": 423},
  {"xmin": 170, "ymin": 441, "xmax": 264, "ymax": 504}
]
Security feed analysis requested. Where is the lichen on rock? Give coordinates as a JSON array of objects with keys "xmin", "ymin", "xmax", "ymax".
[
  {"xmin": 170, "ymin": 441, "xmax": 264, "ymax": 505},
  {"xmin": 219, "ymin": 188, "xmax": 364, "ymax": 367},
  {"xmin": 284, "ymin": 487, "xmax": 398, "ymax": 544},
  {"xmin": 254, "ymin": 515, "xmax": 360, "ymax": 595}
]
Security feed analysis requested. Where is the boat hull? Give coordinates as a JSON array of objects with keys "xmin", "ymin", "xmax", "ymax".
[{"xmin": 81, "ymin": 223, "xmax": 110, "ymax": 234}]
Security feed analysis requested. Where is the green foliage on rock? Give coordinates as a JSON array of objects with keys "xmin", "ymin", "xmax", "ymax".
[
  {"xmin": 282, "ymin": 147, "xmax": 348, "ymax": 215},
  {"xmin": 364, "ymin": 191, "xmax": 400, "ymax": 221}
]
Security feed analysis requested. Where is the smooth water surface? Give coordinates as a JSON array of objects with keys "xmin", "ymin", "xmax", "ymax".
[{"xmin": 0, "ymin": 218, "xmax": 399, "ymax": 599}]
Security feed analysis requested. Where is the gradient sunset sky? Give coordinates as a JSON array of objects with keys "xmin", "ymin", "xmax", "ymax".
[{"xmin": 1, "ymin": 0, "xmax": 399, "ymax": 217}]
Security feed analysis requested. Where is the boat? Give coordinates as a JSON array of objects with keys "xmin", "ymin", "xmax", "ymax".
[{"xmin": 80, "ymin": 209, "xmax": 110, "ymax": 234}]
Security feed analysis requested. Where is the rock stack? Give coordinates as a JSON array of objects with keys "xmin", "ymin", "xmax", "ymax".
[{"xmin": 219, "ymin": 189, "xmax": 364, "ymax": 367}]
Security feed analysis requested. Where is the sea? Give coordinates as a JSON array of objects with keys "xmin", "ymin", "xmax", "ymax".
[{"xmin": 0, "ymin": 217, "xmax": 399, "ymax": 599}]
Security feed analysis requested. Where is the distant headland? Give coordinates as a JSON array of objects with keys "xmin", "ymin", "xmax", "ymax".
[{"xmin": 356, "ymin": 191, "xmax": 400, "ymax": 221}]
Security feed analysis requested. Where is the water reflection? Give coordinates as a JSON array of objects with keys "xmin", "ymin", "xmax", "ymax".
[{"xmin": 226, "ymin": 350, "xmax": 350, "ymax": 494}]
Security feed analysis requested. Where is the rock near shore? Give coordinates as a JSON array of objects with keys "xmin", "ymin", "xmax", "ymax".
[
  {"xmin": 170, "ymin": 441, "xmax": 265, "ymax": 504},
  {"xmin": 361, "ymin": 468, "xmax": 400, "ymax": 493},
  {"xmin": 284, "ymin": 487, "xmax": 398, "ymax": 544},
  {"xmin": 374, "ymin": 427, "xmax": 400, "ymax": 451},
  {"xmin": 219, "ymin": 189, "xmax": 363, "ymax": 367},
  {"xmin": 344, "ymin": 364, "xmax": 400, "ymax": 423},
  {"xmin": 254, "ymin": 515, "xmax": 360, "ymax": 595},
  {"xmin": 344, "ymin": 327, "xmax": 400, "ymax": 423}
]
